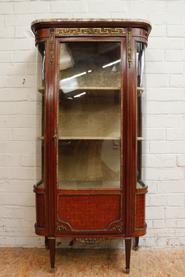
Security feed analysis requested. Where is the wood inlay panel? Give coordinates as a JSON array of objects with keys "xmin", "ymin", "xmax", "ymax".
[{"xmin": 57, "ymin": 194, "xmax": 121, "ymax": 230}]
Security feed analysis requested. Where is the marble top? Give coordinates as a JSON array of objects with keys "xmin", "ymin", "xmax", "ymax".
[{"xmin": 31, "ymin": 18, "xmax": 152, "ymax": 33}]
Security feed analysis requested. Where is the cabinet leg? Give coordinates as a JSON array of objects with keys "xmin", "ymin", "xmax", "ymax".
[
  {"xmin": 45, "ymin": 236, "xmax": 49, "ymax": 249},
  {"xmin": 125, "ymin": 239, "xmax": 131, "ymax": 274},
  {"xmin": 49, "ymin": 238, "xmax": 56, "ymax": 270},
  {"xmin": 133, "ymin": 237, "xmax": 139, "ymax": 251}
]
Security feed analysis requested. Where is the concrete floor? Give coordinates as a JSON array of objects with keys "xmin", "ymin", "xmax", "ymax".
[{"xmin": 0, "ymin": 247, "xmax": 185, "ymax": 277}]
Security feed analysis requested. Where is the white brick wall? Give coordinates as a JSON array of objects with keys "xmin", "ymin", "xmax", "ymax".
[{"xmin": 0, "ymin": 0, "xmax": 185, "ymax": 248}]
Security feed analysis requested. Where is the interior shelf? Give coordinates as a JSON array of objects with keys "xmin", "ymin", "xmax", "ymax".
[
  {"xmin": 38, "ymin": 87, "xmax": 121, "ymax": 94},
  {"xmin": 58, "ymin": 136, "xmax": 120, "ymax": 140},
  {"xmin": 58, "ymin": 181, "xmax": 120, "ymax": 189}
]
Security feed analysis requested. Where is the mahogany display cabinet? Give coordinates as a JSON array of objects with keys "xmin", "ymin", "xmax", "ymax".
[{"xmin": 31, "ymin": 19, "xmax": 151, "ymax": 273}]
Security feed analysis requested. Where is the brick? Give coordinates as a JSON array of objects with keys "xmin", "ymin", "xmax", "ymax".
[
  {"xmin": 167, "ymin": 128, "xmax": 185, "ymax": 140},
  {"xmin": 0, "ymin": 128, "xmax": 12, "ymax": 141},
  {"xmin": 0, "ymin": 142, "xmax": 36, "ymax": 154},
  {"xmin": 21, "ymin": 155, "xmax": 37, "ymax": 167},
  {"xmin": 127, "ymin": 1, "xmax": 165, "ymax": 24},
  {"xmin": 149, "ymin": 37, "xmax": 184, "ymax": 50},
  {"xmin": 146, "ymin": 74, "xmax": 169, "ymax": 88},
  {"xmin": 167, "ymin": 194, "xmax": 184, "ymax": 206},
  {"xmin": 0, "ymin": 180, "xmax": 33, "ymax": 193},
  {"xmin": 143, "ymin": 154, "xmax": 176, "ymax": 168},
  {"xmin": 166, "ymin": 219, "xmax": 177, "ymax": 228},
  {"xmin": 144, "ymin": 181, "xmax": 158, "ymax": 194},
  {"xmin": 170, "ymin": 75, "xmax": 185, "ymax": 87},
  {"xmin": 0, "ymin": 76, "xmax": 36, "ymax": 89},
  {"xmin": 145, "ymin": 49, "xmax": 164, "ymax": 62},
  {"xmin": 15, "ymin": 27, "xmax": 32, "ymax": 38},
  {"xmin": 143, "ymin": 128, "xmax": 166, "ymax": 140},
  {"xmin": 50, "ymin": 1, "xmax": 87, "ymax": 12},
  {"xmin": 146, "ymin": 88, "xmax": 185, "ymax": 101},
  {"xmin": 0, "ymin": 3, "xmax": 13, "ymax": 14},
  {"xmin": 150, "ymin": 141, "xmax": 185, "ymax": 154},
  {"xmin": 0, "ymin": 115, "xmax": 38, "ymax": 128},
  {"xmin": 0, "ymin": 192, "xmax": 34, "ymax": 206},
  {"xmin": 0, "ymin": 167, "xmax": 36, "ymax": 180},
  {"xmin": 149, "ymin": 195, "xmax": 167, "ymax": 206},
  {"xmin": 153, "ymin": 220, "xmax": 165, "ymax": 228},
  {"xmin": 145, "ymin": 168, "xmax": 184, "ymax": 181},
  {"xmin": 177, "ymin": 155, "xmax": 185, "ymax": 166},
  {"xmin": 0, "ymin": 52, "xmax": 12, "ymax": 62},
  {"xmin": 12, "ymin": 128, "xmax": 37, "ymax": 141},
  {"xmin": 146, "ymin": 62, "xmax": 183, "ymax": 74},
  {"xmin": 0, "ymin": 102, "xmax": 40, "ymax": 115},
  {"xmin": 0, "ymin": 206, "xmax": 35, "ymax": 220},
  {"xmin": 145, "ymin": 102, "xmax": 185, "ymax": 114},
  {"xmin": 165, "ymin": 50, "xmax": 185, "ymax": 61},
  {"xmin": 166, "ymin": 2, "xmax": 185, "ymax": 24},
  {"xmin": 0, "ymin": 27, "xmax": 14, "ymax": 38},
  {"xmin": 144, "ymin": 115, "xmax": 185, "ymax": 128},
  {"xmin": 0, "ymin": 154, "xmax": 21, "ymax": 167},
  {"xmin": 5, "ymin": 15, "xmax": 35, "ymax": 27},
  {"xmin": 146, "ymin": 207, "xmax": 164, "ymax": 220},
  {"xmin": 176, "ymin": 220, "xmax": 185, "ymax": 228},
  {"xmin": 158, "ymin": 181, "xmax": 185, "ymax": 193},
  {"xmin": 13, "ymin": 2, "xmax": 50, "ymax": 14},
  {"xmin": 0, "ymin": 88, "xmax": 35, "ymax": 102},
  {"xmin": 166, "ymin": 207, "xmax": 185, "ymax": 219},
  {"xmin": 0, "ymin": 237, "xmax": 43, "ymax": 248},
  {"xmin": 11, "ymin": 50, "xmax": 34, "ymax": 63},
  {"xmin": 150, "ymin": 24, "xmax": 166, "ymax": 37}
]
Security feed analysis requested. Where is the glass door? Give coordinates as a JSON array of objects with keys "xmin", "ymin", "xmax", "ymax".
[{"xmin": 58, "ymin": 41, "xmax": 122, "ymax": 189}]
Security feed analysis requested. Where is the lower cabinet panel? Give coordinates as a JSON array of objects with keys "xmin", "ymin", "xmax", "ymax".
[
  {"xmin": 57, "ymin": 193, "xmax": 123, "ymax": 233},
  {"xmin": 34, "ymin": 188, "xmax": 46, "ymax": 235},
  {"xmin": 135, "ymin": 187, "xmax": 147, "ymax": 236}
]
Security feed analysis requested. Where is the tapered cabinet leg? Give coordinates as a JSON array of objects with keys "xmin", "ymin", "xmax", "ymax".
[
  {"xmin": 49, "ymin": 238, "xmax": 56, "ymax": 270},
  {"xmin": 45, "ymin": 236, "xmax": 49, "ymax": 249},
  {"xmin": 133, "ymin": 237, "xmax": 139, "ymax": 251},
  {"xmin": 125, "ymin": 239, "xmax": 132, "ymax": 274}
]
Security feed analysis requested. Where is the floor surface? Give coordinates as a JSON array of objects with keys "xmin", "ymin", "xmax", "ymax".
[{"xmin": 0, "ymin": 247, "xmax": 185, "ymax": 277}]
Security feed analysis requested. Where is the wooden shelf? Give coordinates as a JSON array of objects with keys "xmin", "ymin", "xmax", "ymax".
[
  {"xmin": 58, "ymin": 181, "xmax": 120, "ymax": 189},
  {"xmin": 59, "ymin": 87, "xmax": 121, "ymax": 92},
  {"xmin": 58, "ymin": 136, "xmax": 120, "ymax": 140},
  {"xmin": 38, "ymin": 87, "xmax": 121, "ymax": 94}
]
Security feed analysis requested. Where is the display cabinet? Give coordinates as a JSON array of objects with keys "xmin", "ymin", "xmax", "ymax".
[{"xmin": 31, "ymin": 19, "xmax": 151, "ymax": 273}]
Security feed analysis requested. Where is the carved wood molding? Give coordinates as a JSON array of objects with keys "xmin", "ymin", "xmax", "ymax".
[{"xmin": 55, "ymin": 27, "xmax": 126, "ymax": 36}]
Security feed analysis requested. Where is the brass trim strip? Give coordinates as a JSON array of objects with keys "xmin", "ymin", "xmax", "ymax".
[
  {"xmin": 55, "ymin": 27, "xmax": 126, "ymax": 36},
  {"xmin": 127, "ymin": 29, "xmax": 132, "ymax": 68}
]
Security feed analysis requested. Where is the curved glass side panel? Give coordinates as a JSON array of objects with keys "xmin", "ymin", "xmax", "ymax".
[
  {"xmin": 58, "ymin": 42, "xmax": 122, "ymax": 189},
  {"xmin": 136, "ymin": 42, "xmax": 145, "ymax": 189},
  {"xmin": 36, "ymin": 42, "xmax": 45, "ymax": 188}
]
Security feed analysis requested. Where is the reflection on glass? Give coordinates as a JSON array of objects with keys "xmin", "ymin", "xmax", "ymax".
[
  {"xmin": 58, "ymin": 42, "xmax": 121, "ymax": 189},
  {"xmin": 136, "ymin": 42, "xmax": 145, "ymax": 87},
  {"xmin": 37, "ymin": 42, "xmax": 45, "ymax": 92},
  {"xmin": 136, "ymin": 42, "xmax": 145, "ymax": 189},
  {"xmin": 36, "ymin": 42, "xmax": 45, "ymax": 187}
]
